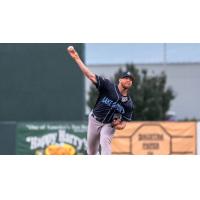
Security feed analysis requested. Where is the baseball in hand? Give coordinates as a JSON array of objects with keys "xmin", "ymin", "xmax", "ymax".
[
  {"xmin": 67, "ymin": 46, "xmax": 74, "ymax": 52},
  {"xmin": 67, "ymin": 45, "xmax": 78, "ymax": 59}
]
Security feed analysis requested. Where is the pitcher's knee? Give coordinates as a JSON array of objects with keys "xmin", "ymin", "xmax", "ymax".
[
  {"xmin": 87, "ymin": 149, "xmax": 97, "ymax": 155},
  {"xmin": 87, "ymin": 145, "xmax": 99, "ymax": 155},
  {"xmin": 100, "ymin": 138, "xmax": 112, "ymax": 155}
]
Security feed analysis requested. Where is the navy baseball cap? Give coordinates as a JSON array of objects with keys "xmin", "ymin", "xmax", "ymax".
[{"xmin": 120, "ymin": 71, "xmax": 135, "ymax": 81}]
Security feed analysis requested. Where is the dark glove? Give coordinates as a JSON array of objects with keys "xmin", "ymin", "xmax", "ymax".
[
  {"xmin": 111, "ymin": 113, "xmax": 122, "ymax": 127},
  {"xmin": 112, "ymin": 113, "xmax": 122, "ymax": 121}
]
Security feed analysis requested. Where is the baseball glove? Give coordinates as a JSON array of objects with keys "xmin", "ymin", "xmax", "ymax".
[{"xmin": 111, "ymin": 113, "xmax": 122, "ymax": 128}]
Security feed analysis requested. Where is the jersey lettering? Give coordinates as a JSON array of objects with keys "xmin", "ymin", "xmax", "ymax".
[
  {"xmin": 101, "ymin": 97, "xmax": 125, "ymax": 114},
  {"xmin": 93, "ymin": 75, "xmax": 134, "ymax": 123}
]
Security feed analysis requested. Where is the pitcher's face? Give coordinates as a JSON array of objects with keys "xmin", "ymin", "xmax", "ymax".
[{"xmin": 119, "ymin": 77, "xmax": 133, "ymax": 89}]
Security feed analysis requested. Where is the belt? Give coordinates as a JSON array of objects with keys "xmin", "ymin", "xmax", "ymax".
[{"xmin": 91, "ymin": 113, "xmax": 103, "ymax": 123}]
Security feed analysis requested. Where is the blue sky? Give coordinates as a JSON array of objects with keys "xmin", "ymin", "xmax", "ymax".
[{"xmin": 85, "ymin": 43, "xmax": 200, "ymax": 64}]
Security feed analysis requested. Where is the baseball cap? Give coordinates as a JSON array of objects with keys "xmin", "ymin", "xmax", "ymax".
[{"xmin": 120, "ymin": 71, "xmax": 135, "ymax": 81}]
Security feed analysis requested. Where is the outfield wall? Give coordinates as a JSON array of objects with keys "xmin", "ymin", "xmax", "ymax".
[
  {"xmin": 0, "ymin": 121, "xmax": 197, "ymax": 155},
  {"xmin": 0, "ymin": 43, "xmax": 85, "ymax": 122},
  {"xmin": 0, "ymin": 122, "xmax": 16, "ymax": 154},
  {"xmin": 112, "ymin": 122, "xmax": 196, "ymax": 155}
]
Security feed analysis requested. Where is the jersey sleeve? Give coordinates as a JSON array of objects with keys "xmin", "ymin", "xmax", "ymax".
[{"xmin": 94, "ymin": 75, "xmax": 111, "ymax": 91}]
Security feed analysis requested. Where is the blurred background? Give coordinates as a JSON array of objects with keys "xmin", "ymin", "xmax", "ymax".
[{"xmin": 0, "ymin": 43, "xmax": 199, "ymax": 155}]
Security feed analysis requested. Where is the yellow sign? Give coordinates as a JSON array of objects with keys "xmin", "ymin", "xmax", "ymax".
[
  {"xmin": 44, "ymin": 144, "xmax": 76, "ymax": 155},
  {"xmin": 112, "ymin": 122, "xmax": 196, "ymax": 155}
]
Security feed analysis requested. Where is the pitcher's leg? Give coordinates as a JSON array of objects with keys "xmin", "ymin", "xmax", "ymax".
[
  {"xmin": 100, "ymin": 124, "xmax": 115, "ymax": 155},
  {"xmin": 87, "ymin": 114, "xmax": 101, "ymax": 155}
]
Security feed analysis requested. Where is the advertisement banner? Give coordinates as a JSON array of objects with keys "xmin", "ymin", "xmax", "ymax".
[
  {"xmin": 112, "ymin": 122, "xmax": 196, "ymax": 155},
  {"xmin": 16, "ymin": 122, "xmax": 87, "ymax": 155}
]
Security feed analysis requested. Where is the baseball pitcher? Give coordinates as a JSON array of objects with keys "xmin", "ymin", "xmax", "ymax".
[{"xmin": 67, "ymin": 46, "xmax": 134, "ymax": 155}]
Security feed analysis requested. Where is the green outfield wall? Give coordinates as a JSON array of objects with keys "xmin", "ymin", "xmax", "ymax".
[{"xmin": 0, "ymin": 43, "xmax": 85, "ymax": 121}]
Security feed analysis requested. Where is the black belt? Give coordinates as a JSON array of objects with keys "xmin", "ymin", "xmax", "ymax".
[{"xmin": 91, "ymin": 113, "xmax": 103, "ymax": 123}]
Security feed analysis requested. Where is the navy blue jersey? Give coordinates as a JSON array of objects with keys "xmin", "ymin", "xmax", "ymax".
[{"xmin": 92, "ymin": 75, "xmax": 134, "ymax": 123}]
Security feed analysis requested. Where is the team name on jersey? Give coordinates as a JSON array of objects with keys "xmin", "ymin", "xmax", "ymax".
[{"xmin": 101, "ymin": 97, "xmax": 125, "ymax": 114}]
